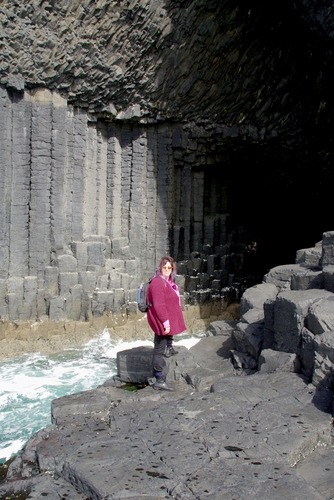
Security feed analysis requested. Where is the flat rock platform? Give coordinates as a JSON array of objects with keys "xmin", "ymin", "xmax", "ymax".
[{"xmin": 1, "ymin": 333, "xmax": 334, "ymax": 499}]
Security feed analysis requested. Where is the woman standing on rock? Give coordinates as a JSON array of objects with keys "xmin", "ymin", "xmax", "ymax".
[{"xmin": 147, "ymin": 256, "xmax": 187, "ymax": 391}]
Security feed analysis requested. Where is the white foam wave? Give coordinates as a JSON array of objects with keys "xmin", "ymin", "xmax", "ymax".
[{"xmin": 0, "ymin": 439, "xmax": 27, "ymax": 463}]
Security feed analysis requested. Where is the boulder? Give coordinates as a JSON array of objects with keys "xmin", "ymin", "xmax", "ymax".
[
  {"xmin": 207, "ymin": 320, "xmax": 237, "ymax": 336},
  {"xmin": 263, "ymin": 264, "xmax": 303, "ymax": 291},
  {"xmin": 185, "ymin": 335, "xmax": 235, "ymax": 389},
  {"xmin": 240, "ymin": 282, "xmax": 278, "ymax": 316},
  {"xmin": 242, "ymin": 308, "xmax": 265, "ymax": 324},
  {"xmin": 232, "ymin": 321, "xmax": 264, "ymax": 361},
  {"xmin": 306, "ymin": 295, "xmax": 334, "ymax": 335},
  {"xmin": 295, "ymin": 242, "xmax": 322, "ymax": 266},
  {"xmin": 312, "ymin": 330, "xmax": 334, "ymax": 388},
  {"xmin": 116, "ymin": 346, "xmax": 154, "ymax": 383},
  {"xmin": 258, "ymin": 348, "xmax": 301, "ymax": 374},
  {"xmin": 233, "ymin": 282, "xmax": 279, "ymax": 363},
  {"xmin": 272, "ymin": 289, "xmax": 332, "ymax": 353},
  {"xmin": 290, "ymin": 267, "xmax": 324, "ymax": 290},
  {"xmin": 322, "ymin": 265, "xmax": 334, "ymax": 293}
]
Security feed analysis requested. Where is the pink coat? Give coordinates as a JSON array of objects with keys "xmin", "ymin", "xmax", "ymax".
[{"xmin": 147, "ymin": 275, "xmax": 187, "ymax": 336}]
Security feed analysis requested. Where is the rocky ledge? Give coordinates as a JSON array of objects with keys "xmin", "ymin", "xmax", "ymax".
[
  {"xmin": 2, "ymin": 232, "xmax": 334, "ymax": 499},
  {"xmin": 1, "ymin": 326, "xmax": 334, "ymax": 499}
]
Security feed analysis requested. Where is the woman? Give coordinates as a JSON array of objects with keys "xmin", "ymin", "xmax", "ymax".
[{"xmin": 147, "ymin": 256, "xmax": 187, "ymax": 391}]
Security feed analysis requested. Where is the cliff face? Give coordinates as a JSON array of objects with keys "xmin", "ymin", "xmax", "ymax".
[
  {"xmin": 0, "ymin": 89, "xmax": 242, "ymax": 326},
  {"xmin": 0, "ymin": 0, "xmax": 334, "ymax": 329}
]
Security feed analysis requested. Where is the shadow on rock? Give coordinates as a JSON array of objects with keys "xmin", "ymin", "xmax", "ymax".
[{"xmin": 311, "ymin": 375, "xmax": 334, "ymax": 414}]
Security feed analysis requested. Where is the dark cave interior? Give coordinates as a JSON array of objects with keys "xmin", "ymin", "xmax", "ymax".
[{"xmin": 208, "ymin": 139, "xmax": 333, "ymax": 281}]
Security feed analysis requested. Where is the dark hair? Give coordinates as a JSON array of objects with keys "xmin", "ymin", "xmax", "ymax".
[{"xmin": 157, "ymin": 256, "xmax": 176, "ymax": 281}]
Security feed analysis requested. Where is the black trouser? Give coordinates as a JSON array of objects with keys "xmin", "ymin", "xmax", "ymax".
[
  {"xmin": 153, "ymin": 334, "xmax": 168, "ymax": 378},
  {"xmin": 166, "ymin": 335, "xmax": 173, "ymax": 348}
]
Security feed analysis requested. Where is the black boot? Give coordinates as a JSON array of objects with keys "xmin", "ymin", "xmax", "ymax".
[
  {"xmin": 153, "ymin": 377, "xmax": 174, "ymax": 391},
  {"xmin": 164, "ymin": 346, "xmax": 179, "ymax": 358}
]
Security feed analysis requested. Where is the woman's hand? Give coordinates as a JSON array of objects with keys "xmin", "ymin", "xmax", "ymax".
[{"xmin": 164, "ymin": 327, "xmax": 170, "ymax": 334}]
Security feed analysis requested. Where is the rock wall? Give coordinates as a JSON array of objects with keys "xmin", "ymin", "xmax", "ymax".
[{"xmin": 0, "ymin": 86, "xmax": 251, "ymax": 334}]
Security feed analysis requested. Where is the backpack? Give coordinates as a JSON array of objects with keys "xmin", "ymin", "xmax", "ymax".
[
  {"xmin": 137, "ymin": 275, "xmax": 165, "ymax": 313},
  {"xmin": 137, "ymin": 277, "xmax": 153, "ymax": 313}
]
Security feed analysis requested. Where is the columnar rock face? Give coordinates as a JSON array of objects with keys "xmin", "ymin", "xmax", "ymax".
[
  {"xmin": 0, "ymin": 0, "xmax": 334, "ymax": 328},
  {"xmin": 0, "ymin": 86, "xmax": 251, "ymax": 326}
]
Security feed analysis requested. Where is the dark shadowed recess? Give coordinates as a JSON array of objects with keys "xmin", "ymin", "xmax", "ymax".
[
  {"xmin": 204, "ymin": 138, "xmax": 334, "ymax": 281},
  {"xmin": 200, "ymin": 0, "xmax": 334, "ymax": 279}
]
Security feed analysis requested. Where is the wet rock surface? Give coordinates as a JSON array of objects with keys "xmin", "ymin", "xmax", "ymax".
[{"xmin": 1, "ymin": 329, "xmax": 333, "ymax": 500}]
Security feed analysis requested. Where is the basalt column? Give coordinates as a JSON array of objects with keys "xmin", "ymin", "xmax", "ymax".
[
  {"xmin": 106, "ymin": 122, "xmax": 171, "ymax": 274},
  {"xmin": 0, "ymin": 87, "xmax": 233, "ymax": 324}
]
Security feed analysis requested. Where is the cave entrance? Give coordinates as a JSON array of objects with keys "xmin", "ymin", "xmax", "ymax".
[{"xmin": 203, "ymin": 165, "xmax": 229, "ymax": 248}]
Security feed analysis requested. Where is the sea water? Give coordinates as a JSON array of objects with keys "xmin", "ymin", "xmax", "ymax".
[{"xmin": 0, "ymin": 329, "xmax": 200, "ymax": 464}]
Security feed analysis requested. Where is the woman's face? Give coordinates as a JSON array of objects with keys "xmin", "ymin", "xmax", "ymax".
[{"xmin": 161, "ymin": 261, "xmax": 173, "ymax": 279}]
